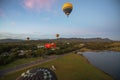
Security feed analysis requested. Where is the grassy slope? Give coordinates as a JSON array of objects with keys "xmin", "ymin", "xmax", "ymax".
[{"xmin": 0, "ymin": 53, "xmax": 113, "ymax": 80}]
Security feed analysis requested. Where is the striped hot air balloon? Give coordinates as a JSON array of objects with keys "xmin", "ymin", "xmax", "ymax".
[
  {"xmin": 16, "ymin": 68, "xmax": 57, "ymax": 80},
  {"xmin": 62, "ymin": 2, "xmax": 73, "ymax": 17}
]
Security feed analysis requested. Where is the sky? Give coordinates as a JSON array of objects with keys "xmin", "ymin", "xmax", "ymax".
[{"xmin": 0, "ymin": 0, "xmax": 120, "ymax": 40}]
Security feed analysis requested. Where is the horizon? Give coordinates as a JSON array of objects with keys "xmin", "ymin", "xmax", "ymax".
[
  {"xmin": 0, "ymin": 36, "xmax": 117, "ymax": 41},
  {"xmin": 0, "ymin": 0, "xmax": 120, "ymax": 40}
]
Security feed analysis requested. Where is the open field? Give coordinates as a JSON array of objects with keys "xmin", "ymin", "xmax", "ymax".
[{"xmin": 0, "ymin": 53, "xmax": 113, "ymax": 80}]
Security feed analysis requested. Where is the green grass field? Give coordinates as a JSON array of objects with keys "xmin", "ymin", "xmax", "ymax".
[{"xmin": 0, "ymin": 53, "xmax": 113, "ymax": 80}]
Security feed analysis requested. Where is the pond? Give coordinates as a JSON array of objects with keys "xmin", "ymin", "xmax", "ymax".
[{"xmin": 82, "ymin": 51, "xmax": 120, "ymax": 80}]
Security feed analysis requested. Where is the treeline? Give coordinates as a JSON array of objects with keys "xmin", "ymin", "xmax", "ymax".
[
  {"xmin": 81, "ymin": 41, "xmax": 120, "ymax": 51},
  {"xmin": 0, "ymin": 44, "xmax": 36, "ymax": 54},
  {"xmin": 83, "ymin": 42, "xmax": 111, "ymax": 50}
]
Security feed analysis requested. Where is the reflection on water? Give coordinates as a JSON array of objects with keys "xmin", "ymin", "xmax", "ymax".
[{"xmin": 82, "ymin": 51, "xmax": 120, "ymax": 80}]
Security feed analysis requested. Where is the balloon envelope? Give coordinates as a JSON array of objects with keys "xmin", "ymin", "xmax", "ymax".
[
  {"xmin": 62, "ymin": 2, "xmax": 73, "ymax": 17},
  {"xmin": 45, "ymin": 43, "xmax": 56, "ymax": 49},
  {"xmin": 45, "ymin": 43, "xmax": 51, "ymax": 49},
  {"xmin": 26, "ymin": 37, "xmax": 30, "ymax": 41},
  {"xmin": 56, "ymin": 34, "xmax": 59, "ymax": 38},
  {"xmin": 16, "ymin": 68, "xmax": 57, "ymax": 80}
]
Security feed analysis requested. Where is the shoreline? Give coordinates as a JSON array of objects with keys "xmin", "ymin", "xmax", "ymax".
[
  {"xmin": 77, "ymin": 52, "xmax": 115, "ymax": 80},
  {"xmin": 79, "ymin": 47, "xmax": 120, "ymax": 52}
]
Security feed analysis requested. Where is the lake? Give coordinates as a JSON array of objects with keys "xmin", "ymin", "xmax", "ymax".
[{"xmin": 82, "ymin": 51, "xmax": 120, "ymax": 80}]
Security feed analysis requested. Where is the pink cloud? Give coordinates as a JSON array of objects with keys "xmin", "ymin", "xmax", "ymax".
[
  {"xmin": 22, "ymin": 0, "xmax": 56, "ymax": 12},
  {"xmin": 0, "ymin": 10, "xmax": 4, "ymax": 17}
]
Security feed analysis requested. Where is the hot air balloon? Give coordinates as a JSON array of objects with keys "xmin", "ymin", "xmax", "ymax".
[
  {"xmin": 16, "ymin": 68, "xmax": 57, "ymax": 80},
  {"xmin": 45, "ymin": 43, "xmax": 56, "ymax": 49},
  {"xmin": 26, "ymin": 37, "xmax": 30, "ymax": 41},
  {"xmin": 62, "ymin": 2, "xmax": 73, "ymax": 17},
  {"xmin": 56, "ymin": 34, "xmax": 59, "ymax": 39},
  {"xmin": 45, "ymin": 43, "xmax": 51, "ymax": 49}
]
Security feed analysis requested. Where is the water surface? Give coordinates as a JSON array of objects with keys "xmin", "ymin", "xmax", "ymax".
[{"xmin": 82, "ymin": 51, "xmax": 120, "ymax": 80}]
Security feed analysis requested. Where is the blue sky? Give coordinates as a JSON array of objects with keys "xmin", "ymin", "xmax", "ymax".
[{"xmin": 0, "ymin": 0, "xmax": 120, "ymax": 40}]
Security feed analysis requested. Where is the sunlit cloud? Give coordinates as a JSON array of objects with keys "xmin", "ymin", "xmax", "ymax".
[{"xmin": 22, "ymin": 0, "xmax": 56, "ymax": 12}]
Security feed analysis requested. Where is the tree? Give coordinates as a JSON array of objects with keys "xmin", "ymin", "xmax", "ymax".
[
  {"xmin": 35, "ymin": 49, "xmax": 45, "ymax": 57},
  {"xmin": 25, "ymin": 50, "xmax": 33, "ymax": 58}
]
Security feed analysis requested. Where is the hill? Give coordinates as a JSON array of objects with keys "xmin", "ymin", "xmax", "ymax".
[
  {"xmin": 57, "ymin": 37, "xmax": 113, "ymax": 42},
  {"xmin": 0, "ymin": 39, "xmax": 23, "ymax": 43},
  {"xmin": 0, "ymin": 38, "xmax": 113, "ymax": 43}
]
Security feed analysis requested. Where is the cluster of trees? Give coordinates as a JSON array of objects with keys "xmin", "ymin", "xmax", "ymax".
[
  {"xmin": 0, "ymin": 42, "xmax": 80, "ymax": 65},
  {"xmin": 80, "ymin": 41, "xmax": 120, "ymax": 51},
  {"xmin": 83, "ymin": 42, "xmax": 110, "ymax": 50}
]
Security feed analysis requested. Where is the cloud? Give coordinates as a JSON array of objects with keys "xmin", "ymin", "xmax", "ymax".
[
  {"xmin": 0, "ymin": 32, "xmax": 31, "ymax": 40},
  {"xmin": 22, "ymin": 0, "xmax": 56, "ymax": 12},
  {"xmin": 0, "ymin": 32, "xmax": 55, "ymax": 40},
  {"xmin": 0, "ymin": 9, "xmax": 4, "ymax": 17},
  {"xmin": 11, "ymin": 21, "xmax": 16, "ymax": 26},
  {"xmin": 43, "ymin": 17, "xmax": 51, "ymax": 21},
  {"xmin": 0, "ymin": 32, "xmax": 30, "ymax": 39}
]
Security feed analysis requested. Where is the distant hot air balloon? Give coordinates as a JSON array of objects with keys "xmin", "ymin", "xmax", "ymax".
[
  {"xmin": 45, "ymin": 43, "xmax": 56, "ymax": 49},
  {"xmin": 26, "ymin": 37, "xmax": 30, "ymax": 41},
  {"xmin": 56, "ymin": 34, "xmax": 59, "ymax": 39},
  {"xmin": 45, "ymin": 43, "xmax": 51, "ymax": 49},
  {"xmin": 62, "ymin": 2, "xmax": 73, "ymax": 17}
]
